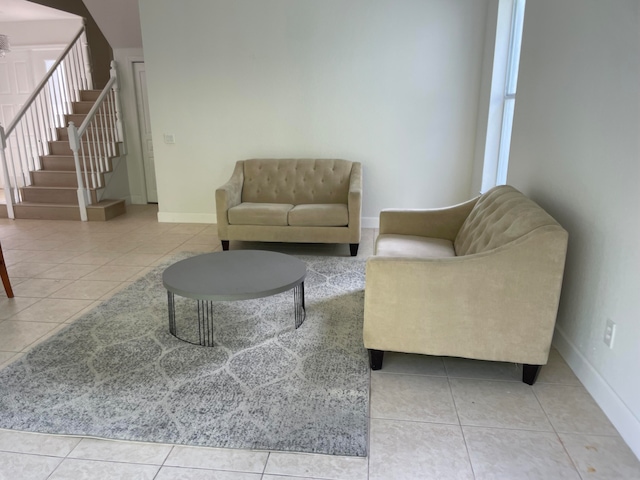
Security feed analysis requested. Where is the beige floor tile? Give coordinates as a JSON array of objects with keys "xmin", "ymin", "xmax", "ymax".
[
  {"xmin": 374, "ymin": 352, "xmax": 447, "ymax": 376},
  {"xmin": 164, "ymin": 446, "xmax": 268, "ymax": 473},
  {"xmin": 536, "ymin": 349, "xmax": 582, "ymax": 385},
  {"xmin": 264, "ymin": 452, "xmax": 368, "ymax": 480},
  {"xmin": 68, "ymin": 438, "xmax": 172, "ymax": 465},
  {"xmin": 1, "ymin": 249, "xmax": 35, "ymax": 265},
  {"xmin": 23, "ymin": 324, "xmax": 68, "ymax": 349},
  {"xmin": 0, "ymin": 352, "xmax": 18, "ymax": 368},
  {"xmin": 533, "ymin": 384, "xmax": 619, "ymax": 435},
  {"xmin": 64, "ymin": 301, "xmax": 102, "ymax": 323},
  {"xmin": 0, "ymin": 321, "xmax": 60, "ymax": 351},
  {"xmin": 12, "ymin": 278, "xmax": 72, "ymax": 298},
  {"xmin": 19, "ymin": 251, "xmax": 80, "ymax": 265},
  {"xmin": 131, "ymin": 244, "xmax": 182, "ymax": 255},
  {"xmin": 106, "ymin": 253, "xmax": 165, "ymax": 266},
  {"xmin": 370, "ymin": 373, "xmax": 458, "ymax": 424},
  {"xmin": 81, "ymin": 265, "xmax": 144, "ymax": 282},
  {"xmin": 463, "ymin": 426, "xmax": 580, "ymax": 480},
  {"xmin": 156, "ymin": 468, "xmax": 261, "ymax": 480},
  {"xmin": 48, "ymin": 280, "xmax": 122, "ymax": 300},
  {"xmin": 0, "ymin": 451, "xmax": 63, "ymax": 479},
  {"xmin": 65, "ymin": 251, "xmax": 124, "ymax": 266},
  {"xmin": 369, "ymin": 419, "xmax": 473, "ymax": 480},
  {"xmin": 35, "ymin": 264, "xmax": 99, "ymax": 280},
  {"xmin": 166, "ymin": 224, "xmax": 210, "ymax": 235},
  {"xmin": 10, "ymin": 239, "xmax": 67, "ymax": 251},
  {"xmin": 11, "ymin": 299, "xmax": 93, "ymax": 323},
  {"xmin": 48, "ymin": 458, "xmax": 159, "ymax": 480},
  {"xmin": 558, "ymin": 433, "xmax": 640, "ymax": 479},
  {"xmin": 0, "ymin": 430, "xmax": 81, "ymax": 457},
  {"xmin": 450, "ymin": 378, "xmax": 553, "ymax": 431},
  {"xmin": 86, "ymin": 242, "xmax": 140, "ymax": 254},
  {"xmin": 444, "ymin": 357, "xmax": 522, "ymax": 382},
  {"xmin": 5, "ymin": 263, "xmax": 58, "ymax": 278},
  {"xmin": 183, "ymin": 233, "xmax": 219, "ymax": 245},
  {"xmin": 0, "ymin": 297, "xmax": 40, "ymax": 320},
  {"xmin": 48, "ymin": 241, "xmax": 95, "ymax": 254}
]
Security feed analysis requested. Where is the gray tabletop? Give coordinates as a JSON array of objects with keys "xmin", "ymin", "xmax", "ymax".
[{"xmin": 162, "ymin": 250, "xmax": 307, "ymax": 301}]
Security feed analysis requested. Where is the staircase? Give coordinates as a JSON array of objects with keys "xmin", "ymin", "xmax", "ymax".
[
  {"xmin": 10, "ymin": 90, "xmax": 126, "ymax": 221},
  {"xmin": 0, "ymin": 26, "xmax": 128, "ymax": 222}
]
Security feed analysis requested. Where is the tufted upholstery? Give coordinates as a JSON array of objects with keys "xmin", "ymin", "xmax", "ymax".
[
  {"xmin": 364, "ymin": 185, "xmax": 568, "ymax": 384},
  {"xmin": 215, "ymin": 159, "xmax": 362, "ymax": 255},
  {"xmin": 242, "ymin": 159, "xmax": 353, "ymax": 205},
  {"xmin": 455, "ymin": 185, "xmax": 561, "ymax": 256}
]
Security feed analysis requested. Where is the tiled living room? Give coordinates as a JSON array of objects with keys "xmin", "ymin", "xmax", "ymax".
[
  {"xmin": 1, "ymin": 206, "xmax": 639, "ymax": 479},
  {"xmin": 1, "ymin": 0, "xmax": 639, "ymax": 478}
]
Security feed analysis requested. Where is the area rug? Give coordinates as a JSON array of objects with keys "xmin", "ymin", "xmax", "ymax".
[{"xmin": 0, "ymin": 254, "xmax": 369, "ymax": 456}]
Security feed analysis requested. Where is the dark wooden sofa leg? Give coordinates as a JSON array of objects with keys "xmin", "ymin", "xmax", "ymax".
[
  {"xmin": 349, "ymin": 243, "xmax": 359, "ymax": 256},
  {"xmin": 221, "ymin": 240, "xmax": 229, "ymax": 251},
  {"xmin": 522, "ymin": 364, "xmax": 542, "ymax": 385},
  {"xmin": 368, "ymin": 349, "xmax": 384, "ymax": 370},
  {"xmin": 0, "ymin": 244, "xmax": 13, "ymax": 298}
]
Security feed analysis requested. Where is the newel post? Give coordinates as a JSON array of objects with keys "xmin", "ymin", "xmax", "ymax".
[
  {"xmin": 68, "ymin": 122, "xmax": 88, "ymax": 221},
  {"xmin": 80, "ymin": 27, "xmax": 93, "ymax": 91},
  {"xmin": 0, "ymin": 126, "xmax": 15, "ymax": 219}
]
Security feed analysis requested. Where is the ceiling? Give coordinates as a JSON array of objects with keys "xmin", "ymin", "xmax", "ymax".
[{"xmin": 0, "ymin": 0, "xmax": 78, "ymax": 21}]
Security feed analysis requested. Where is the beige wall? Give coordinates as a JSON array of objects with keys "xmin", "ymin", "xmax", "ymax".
[
  {"xmin": 508, "ymin": 0, "xmax": 640, "ymax": 458},
  {"xmin": 138, "ymin": 0, "xmax": 490, "ymax": 225}
]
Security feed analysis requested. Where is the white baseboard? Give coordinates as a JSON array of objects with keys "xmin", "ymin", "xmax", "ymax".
[
  {"xmin": 553, "ymin": 326, "xmax": 640, "ymax": 460},
  {"xmin": 157, "ymin": 212, "xmax": 217, "ymax": 224}
]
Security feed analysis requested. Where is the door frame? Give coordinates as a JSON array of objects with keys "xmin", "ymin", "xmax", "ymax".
[{"xmin": 132, "ymin": 60, "xmax": 157, "ymax": 204}]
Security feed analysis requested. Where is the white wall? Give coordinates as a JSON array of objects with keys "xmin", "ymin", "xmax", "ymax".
[
  {"xmin": 508, "ymin": 0, "xmax": 640, "ymax": 458},
  {"xmin": 138, "ymin": 0, "xmax": 489, "ymax": 225},
  {"xmin": 0, "ymin": 18, "xmax": 82, "ymax": 46}
]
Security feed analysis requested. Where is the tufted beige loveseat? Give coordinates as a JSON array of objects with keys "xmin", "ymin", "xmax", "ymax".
[
  {"xmin": 363, "ymin": 185, "xmax": 568, "ymax": 384},
  {"xmin": 215, "ymin": 159, "xmax": 362, "ymax": 255}
]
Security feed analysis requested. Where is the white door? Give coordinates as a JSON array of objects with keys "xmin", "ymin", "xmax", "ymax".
[
  {"xmin": 0, "ymin": 50, "xmax": 35, "ymax": 188},
  {"xmin": 133, "ymin": 62, "xmax": 157, "ymax": 203},
  {"xmin": 0, "ymin": 50, "xmax": 34, "ymax": 128}
]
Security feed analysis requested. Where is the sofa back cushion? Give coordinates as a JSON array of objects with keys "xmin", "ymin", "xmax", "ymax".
[
  {"xmin": 241, "ymin": 159, "xmax": 353, "ymax": 205},
  {"xmin": 454, "ymin": 185, "xmax": 563, "ymax": 256}
]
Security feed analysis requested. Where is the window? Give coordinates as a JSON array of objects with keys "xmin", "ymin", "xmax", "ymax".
[{"xmin": 481, "ymin": 0, "xmax": 526, "ymax": 192}]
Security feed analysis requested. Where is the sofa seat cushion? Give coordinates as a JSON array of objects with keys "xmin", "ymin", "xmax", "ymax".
[
  {"xmin": 228, "ymin": 203, "xmax": 293, "ymax": 226},
  {"xmin": 288, "ymin": 204, "xmax": 349, "ymax": 227},
  {"xmin": 375, "ymin": 234, "xmax": 456, "ymax": 258}
]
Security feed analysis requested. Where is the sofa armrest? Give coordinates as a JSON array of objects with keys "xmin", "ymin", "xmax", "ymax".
[
  {"xmin": 215, "ymin": 161, "xmax": 244, "ymax": 239},
  {"xmin": 379, "ymin": 196, "xmax": 479, "ymax": 241},
  {"xmin": 347, "ymin": 162, "xmax": 362, "ymax": 242},
  {"xmin": 363, "ymin": 227, "xmax": 568, "ymax": 365}
]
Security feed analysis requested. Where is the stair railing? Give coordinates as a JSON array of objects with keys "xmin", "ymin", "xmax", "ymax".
[
  {"xmin": 67, "ymin": 61, "xmax": 125, "ymax": 221},
  {"xmin": 0, "ymin": 25, "xmax": 93, "ymax": 219}
]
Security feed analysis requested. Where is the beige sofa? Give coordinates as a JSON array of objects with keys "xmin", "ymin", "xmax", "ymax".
[
  {"xmin": 363, "ymin": 185, "xmax": 568, "ymax": 384},
  {"xmin": 216, "ymin": 159, "xmax": 362, "ymax": 255}
]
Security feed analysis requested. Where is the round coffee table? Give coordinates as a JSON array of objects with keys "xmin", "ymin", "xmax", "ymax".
[{"xmin": 162, "ymin": 250, "xmax": 307, "ymax": 346}]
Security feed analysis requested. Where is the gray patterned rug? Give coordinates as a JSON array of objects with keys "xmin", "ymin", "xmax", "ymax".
[{"xmin": 0, "ymin": 254, "xmax": 369, "ymax": 456}]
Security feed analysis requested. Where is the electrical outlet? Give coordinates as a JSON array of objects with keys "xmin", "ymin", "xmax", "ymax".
[{"xmin": 604, "ymin": 318, "xmax": 616, "ymax": 349}]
